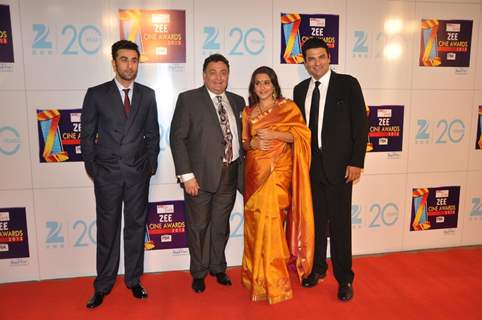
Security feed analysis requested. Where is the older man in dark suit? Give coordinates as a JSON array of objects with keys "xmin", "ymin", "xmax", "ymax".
[
  {"xmin": 293, "ymin": 38, "xmax": 368, "ymax": 302},
  {"xmin": 81, "ymin": 40, "xmax": 160, "ymax": 308},
  {"xmin": 170, "ymin": 54, "xmax": 245, "ymax": 293}
]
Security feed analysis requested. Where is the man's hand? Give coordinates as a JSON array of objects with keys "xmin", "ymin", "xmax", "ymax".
[
  {"xmin": 184, "ymin": 177, "xmax": 200, "ymax": 196},
  {"xmin": 345, "ymin": 166, "xmax": 362, "ymax": 183}
]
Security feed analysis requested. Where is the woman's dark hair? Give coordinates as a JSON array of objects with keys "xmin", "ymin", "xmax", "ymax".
[{"xmin": 248, "ymin": 66, "xmax": 283, "ymax": 106}]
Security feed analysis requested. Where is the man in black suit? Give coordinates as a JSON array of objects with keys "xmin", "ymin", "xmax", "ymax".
[
  {"xmin": 81, "ymin": 40, "xmax": 160, "ymax": 308},
  {"xmin": 170, "ymin": 54, "xmax": 245, "ymax": 293},
  {"xmin": 293, "ymin": 38, "xmax": 368, "ymax": 301}
]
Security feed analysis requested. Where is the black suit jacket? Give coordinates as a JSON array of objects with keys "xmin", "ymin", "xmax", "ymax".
[
  {"xmin": 170, "ymin": 86, "xmax": 245, "ymax": 193},
  {"xmin": 81, "ymin": 80, "xmax": 160, "ymax": 186},
  {"xmin": 293, "ymin": 71, "xmax": 368, "ymax": 184}
]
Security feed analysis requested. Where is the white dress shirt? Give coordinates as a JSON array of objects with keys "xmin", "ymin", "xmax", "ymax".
[
  {"xmin": 304, "ymin": 69, "xmax": 331, "ymax": 149},
  {"xmin": 114, "ymin": 78, "xmax": 134, "ymax": 104}
]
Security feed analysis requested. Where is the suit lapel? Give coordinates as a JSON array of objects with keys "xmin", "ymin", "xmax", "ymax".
[
  {"xmin": 322, "ymin": 71, "xmax": 338, "ymax": 134},
  {"xmin": 324, "ymin": 71, "xmax": 337, "ymax": 113},
  {"xmin": 124, "ymin": 82, "xmax": 143, "ymax": 135},
  {"xmin": 108, "ymin": 80, "xmax": 127, "ymax": 123}
]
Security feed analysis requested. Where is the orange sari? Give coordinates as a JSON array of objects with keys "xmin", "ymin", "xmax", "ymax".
[{"xmin": 241, "ymin": 99, "xmax": 314, "ymax": 304}]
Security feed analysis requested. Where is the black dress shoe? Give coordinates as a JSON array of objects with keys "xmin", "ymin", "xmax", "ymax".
[
  {"xmin": 131, "ymin": 284, "xmax": 148, "ymax": 299},
  {"xmin": 86, "ymin": 292, "xmax": 105, "ymax": 309},
  {"xmin": 209, "ymin": 271, "xmax": 232, "ymax": 286},
  {"xmin": 192, "ymin": 278, "xmax": 205, "ymax": 293},
  {"xmin": 301, "ymin": 271, "xmax": 327, "ymax": 288},
  {"xmin": 337, "ymin": 283, "xmax": 354, "ymax": 301}
]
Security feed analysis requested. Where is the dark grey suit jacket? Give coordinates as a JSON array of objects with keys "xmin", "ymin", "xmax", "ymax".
[
  {"xmin": 170, "ymin": 86, "xmax": 245, "ymax": 193},
  {"xmin": 293, "ymin": 71, "xmax": 368, "ymax": 184},
  {"xmin": 81, "ymin": 80, "xmax": 160, "ymax": 186}
]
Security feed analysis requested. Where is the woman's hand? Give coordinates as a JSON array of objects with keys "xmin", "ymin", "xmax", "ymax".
[
  {"xmin": 257, "ymin": 128, "xmax": 294, "ymax": 144},
  {"xmin": 256, "ymin": 128, "xmax": 278, "ymax": 140},
  {"xmin": 250, "ymin": 136, "xmax": 272, "ymax": 151}
]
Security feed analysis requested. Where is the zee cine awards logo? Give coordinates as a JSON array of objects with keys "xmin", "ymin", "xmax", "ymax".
[
  {"xmin": 119, "ymin": 9, "xmax": 186, "ymax": 63},
  {"xmin": 145, "ymin": 201, "xmax": 187, "ymax": 250},
  {"xmin": 281, "ymin": 13, "xmax": 339, "ymax": 64},
  {"xmin": 0, "ymin": 208, "xmax": 30, "ymax": 260},
  {"xmin": 37, "ymin": 109, "xmax": 82, "ymax": 163}
]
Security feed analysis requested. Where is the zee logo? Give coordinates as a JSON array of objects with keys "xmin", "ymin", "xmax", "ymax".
[
  {"xmin": 470, "ymin": 197, "xmax": 482, "ymax": 219},
  {"xmin": 32, "ymin": 24, "xmax": 101, "ymax": 56},
  {"xmin": 352, "ymin": 202, "xmax": 399, "ymax": 229},
  {"xmin": 203, "ymin": 26, "xmax": 264, "ymax": 56},
  {"xmin": 46, "ymin": 221, "xmax": 64, "ymax": 248},
  {"xmin": 352, "ymin": 29, "xmax": 405, "ymax": 60},
  {"xmin": 229, "ymin": 212, "xmax": 244, "ymax": 238},
  {"xmin": 415, "ymin": 119, "xmax": 465, "ymax": 144},
  {"xmin": 352, "ymin": 31, "xmax": 368, "ymax": 57},
  {"xmin": 46, "ymin": 219, "xmax": 96, "ymax": 248}
]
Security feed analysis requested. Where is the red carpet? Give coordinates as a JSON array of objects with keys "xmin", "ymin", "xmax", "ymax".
[{"xmin": 2, "ymin": 247, "xmax": 481, "ymax": 320}]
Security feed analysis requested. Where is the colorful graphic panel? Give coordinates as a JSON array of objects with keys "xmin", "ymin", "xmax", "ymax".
[
  {"xmin": 119, "ymin": 9, "xmax": 186, "ymax": 63},
  {"xmin": 280, "ymin": 13, "xmax": 339, "ymax": 64},
  {"xmin": 419, "ymin": 19, "xmax": 473, "ymax": 67},
  {"xmin": 145, "ymin": 200, "xmax": 187, "ymax": 250},
  {"xmin": 0, "ymin": 208, "xmax": 29, "ymax": 259},
  {"xmin": 410, "ymin": 186, "xmax": 460, "ymax": 231},
  {"xmin": 367, "ymin": 105, "xmax": 404, "ymax": 152},
  {"xmin": 37, "ymin": 109, "xmax": 82, "ymax": 163}
]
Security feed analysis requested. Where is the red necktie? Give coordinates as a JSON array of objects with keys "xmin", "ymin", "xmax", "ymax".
[{"xmin": 123, "ymin": 88, "xmax": 131, "ymax": 116}]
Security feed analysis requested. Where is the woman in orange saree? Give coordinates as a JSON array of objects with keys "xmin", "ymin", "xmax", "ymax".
[{"xmin": 241, "ymin": 66, "xmax": 314, "ymax": 304}]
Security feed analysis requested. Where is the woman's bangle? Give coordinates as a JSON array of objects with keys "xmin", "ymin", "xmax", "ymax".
[{"xmin": 249, "ymin": 139, "xmax": 255, "ymax": 150}]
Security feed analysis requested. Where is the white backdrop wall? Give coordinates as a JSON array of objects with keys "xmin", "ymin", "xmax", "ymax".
[{"xmin": 1, "ymin": 0, "xmax": 481, "ymax": 283}]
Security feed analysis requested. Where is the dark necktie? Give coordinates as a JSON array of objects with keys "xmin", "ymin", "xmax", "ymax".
[
  {"xmin": 216, "ymin": 95, "xmax": 233, "ymax": 163},
  {"xmin": 308, "ymin": 81, "xmax": 321, "ymax": 151},
  {"xmin": 123, "ymin": 88, "xmax": 131, "ymax": 117}
]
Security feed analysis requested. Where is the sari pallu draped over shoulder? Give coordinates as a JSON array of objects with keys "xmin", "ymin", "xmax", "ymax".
[{"xmin": 241, "ymin": 99, "xmax": 314, "ymax": 304}]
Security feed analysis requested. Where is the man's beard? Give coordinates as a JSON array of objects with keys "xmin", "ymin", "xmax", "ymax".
[{"xmin": 118, "ymin": 70, "xmax": 137, "ymax": 81}]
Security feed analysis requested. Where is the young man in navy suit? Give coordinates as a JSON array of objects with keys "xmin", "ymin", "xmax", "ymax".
[{"xmin": 81, "ymin": 40, "xmax": 160, "ymax": 308}]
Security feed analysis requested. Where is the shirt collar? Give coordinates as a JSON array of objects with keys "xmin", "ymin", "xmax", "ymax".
[
  {"xmin": 310, "ymin": 69, "xmax": 331, "ymax": 87},
  {"xmin": 206, "ymin": 87, "xmax": 226, "ymax": 102},
  {"xmin": 114, "ymin": 78, "xmax": 134, "ymax": 92}
]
